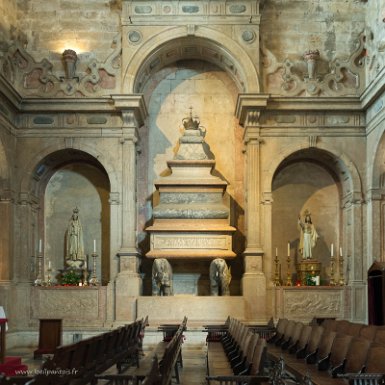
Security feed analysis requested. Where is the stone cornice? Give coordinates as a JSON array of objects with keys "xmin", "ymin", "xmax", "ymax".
[
  {"xmin": 236, "ymin": 95, "xmax": 363, "ymax": 120},
  {"xmin": 111, "ymin": 94, "xmax": 148, "ymax": 128},
  {"xmin": 266, "ymin": 96, "xmax": 363, "ymax": 112},
  {"xmin": 19, "ymin": 98, "xmax": 116, "ymax": 113},
  {"xmin": 235, "ymin": 93, "xmax": 269, "ymax": 126},
  {"xmin": 360, "ymin": 66, "xmax": 385, "ymax": 110}
]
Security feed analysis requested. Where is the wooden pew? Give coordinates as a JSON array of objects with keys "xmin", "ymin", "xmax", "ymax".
[
  {"xmin": 206, "ymin": 317, "xmax": 270, "ymax": 385},
  {"xmin": 266, "ymin": 318, "xmax": 385, "ymax": 385}
]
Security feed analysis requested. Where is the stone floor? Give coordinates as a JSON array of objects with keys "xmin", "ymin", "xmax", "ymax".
[{"xmin": 6, "ymin": 337, "xmax": 208, "ymax": 385}]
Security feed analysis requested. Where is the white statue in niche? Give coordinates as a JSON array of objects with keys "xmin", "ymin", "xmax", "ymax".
[
  {"xmin": 65, "ymin": 207, "xmax": 85, "ymax": 268},
  {"xmin": 298, "ymin": 209, "xmax": 319, "ymax": 260}
]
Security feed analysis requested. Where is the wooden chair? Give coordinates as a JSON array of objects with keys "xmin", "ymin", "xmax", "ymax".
[
  {"xmin": 346, "ymin": 322, "xmax": 364, "ymax": 337},
  {"xmin": 267, "ymin": 319, "xmax": 288, "ymax": 344},
  {"xmin": 298, "ymin": 324, "xmax": 324, "ymax": 360},
  {"xmin": 290, "ymin": 324, "xmax": 311, "ymax": 355},
  {"xmin": 359, "ymin": 325, "xmax": 378, "ymax": 341},
  {"xmin": 306, "ymin": 329, "xmax": 335, "ymax": 364},
  {"xmin": 317, "ymin": 333, "xmax": 352, "ymax": 373},
  {"xmin": 343, "ymin": 336, "xmax": 372, "ymax": 374}
]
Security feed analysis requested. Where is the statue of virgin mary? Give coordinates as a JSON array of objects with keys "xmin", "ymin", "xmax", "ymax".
[{"xmin": 65, "ymin": 207, "xmax": 85, "ymax": 267}]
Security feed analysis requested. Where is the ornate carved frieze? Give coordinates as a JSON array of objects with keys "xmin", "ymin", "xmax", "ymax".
[
  {"xmin": 282, "ymin": 288, "xmax": 343, "ymax": 319},
  {"xmin": 261, "ymin": 34, "xmax": 366, "ymax": 97},
  {"xmin": 152, "ymin": 234, "xmax": 230, "ymax": 250},
  {"xmin": 32, "ymin": 287, "xmax": 107, "ymax": 326},
  {"xmin": 123, "ymin": 1, "xmax": 263, "ymax": 24},
  {"xmin": 0, "ymin": 35, "xmax": 121, "ymax": 98}
]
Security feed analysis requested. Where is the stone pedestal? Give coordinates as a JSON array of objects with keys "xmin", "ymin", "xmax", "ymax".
[
  {"xmin": 242, "ymin": 254, "xmax": 267, "ymax": 323},
  {"xmin": 146, "ymin": 114, "xmax": 235, "ymax": 261}
]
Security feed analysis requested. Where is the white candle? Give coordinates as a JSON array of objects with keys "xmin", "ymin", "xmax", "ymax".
[
  {"xmin": 331, "ymin": 243, "xmax": 334, "ymax": 257},
  {"xmin": 48, "ymin": 260, "xmax": 51, "ymax": 269},
  {"xmin": 39, "ymin": 239, "xmax": 42, "ymax": 253},
  {"xmin": 275, "ymin": 247, "xmax": 278, "ymax": 257},
  {"xmin": 93, "ymin": 239, "xmax": 96, "ymax": 253},
  {"xmin": 84, "ymin": 259, "xmax": 87, "ymax": 269},
  {"xmin": 340, "ymin": 247, "xmax": 343, "ymax": 257},
  {"xmin": 287, "ymin": 242, "xmax": 290, "ymax": 257}
]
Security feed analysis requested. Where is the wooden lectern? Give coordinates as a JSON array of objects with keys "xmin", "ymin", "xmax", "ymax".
[{"xmin": 33, "ymin": 319, "xmax": 62, "ymax": 359}]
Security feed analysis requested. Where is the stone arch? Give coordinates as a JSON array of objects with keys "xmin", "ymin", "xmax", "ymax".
[
  {"xmin": 19, "ymin": 143, "xmax": 118, "ymax": 196},
  {"xmin": 123, "ymin": 25, "xmax": 260, "ymax": 94},
  {"xmin": 18, "ymin": 145, "xmax": 117, "ymax": 285},
  {"xmin": 264, "ymin": 141, "xmax": 362, "ymax": 201},
  {"xmin": 264, "ymin": 141, "xmax": 363, "ymax": 285}
]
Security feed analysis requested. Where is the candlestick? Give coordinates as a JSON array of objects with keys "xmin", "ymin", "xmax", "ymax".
[
  {"xmin": 286, "ymin": 249, "xmax": 292, "ymax": 286},
  {"xmin": 338, "ymin": 249, "xmax": 345, "ymax": 286},
  {"xmin": 274, "ymin": 249, "xmax": 281, "ymax": 286},
  {"xmin": 330, "ymin": 254, "xmax": 336, "ymax": 286},
  {"xmin": 46, "ymin": 264, "xmax": 52, "ymax": 287},
  {"xmin": 89, "ymin": 252, "xmax": 99, "ymax": 286},
  {"xmin": 34, "ymin": 254, "xmax": 44, "ymax": 286}
]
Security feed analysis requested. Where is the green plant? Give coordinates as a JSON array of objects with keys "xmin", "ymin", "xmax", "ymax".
[
  {"xmin": 61, "ymin": 270, "xmax": 81, "ymax": 285},
  {"xmin": 305, "ymin": 272, "xmax": 316, "ymax": 286}
]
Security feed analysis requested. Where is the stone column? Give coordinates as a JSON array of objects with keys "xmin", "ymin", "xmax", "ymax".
[
  {"xmin": 0, "ymin": 194, "xmax": 13, "ymax": 284},
  {"xmin": 235, "ymin": 94, "xmax": 269, "ymax": 322},
  {"xmin": 343, "ymin": 194, "xmax": 366, "ymax": 323},
  {"xmin": 9, "ymin": 191, "xmax": 39, "ymax": 330},
  {"xmin": 112, "ymin": 95, "xmax": 148, "ymax": 322}
]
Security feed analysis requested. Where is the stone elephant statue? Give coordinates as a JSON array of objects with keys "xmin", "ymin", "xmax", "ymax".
[
  {"xmin": 152, "ymin": 258, "xmax": 173, "ymax": 296},
  {"xmin": 209, "ymin": 258, "xmax": 231, "ymax": 296}
]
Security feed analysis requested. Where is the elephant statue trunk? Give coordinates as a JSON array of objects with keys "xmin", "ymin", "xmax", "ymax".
[
  {"xmin": 209, "ymin": 258, "xmax": 231, "ymax": 296},
  {"xmin": 152, "ymin": 258, "xmax": 173, "ymax": 296}
]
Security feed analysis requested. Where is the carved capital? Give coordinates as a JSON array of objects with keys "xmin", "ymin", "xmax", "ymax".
[
  {"xmin": 262, "ymin": 191, "xmax": 273, "ymax": 205},
  {"xmin": 235, "ymin": 93, "xmax": 269, "ymax": 127},
  {"xmin": 18, "ymin": 191, "xmax": 39, "ymax": 206},
  {"xmin": 112, "ymin": 94, "xmax": 148, "ymax": 128},
  {"xmin": 109, "ymin": 192, "xmax": 120, "ymax": 205}
]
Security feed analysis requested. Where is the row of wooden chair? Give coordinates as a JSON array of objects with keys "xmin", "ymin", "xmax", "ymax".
[
  {"xmin": 97, "ymin": 316, "xmax": 188, "ymax": 385},
  {"xmin": 267, "ymin": 318, "xmax": 385, "ymax": 385},
  {"xmin": 0, "ymin": 318, "xmax": 146, "ymax": 385},
  {"xmin": 206, "ymin": 317, "xmax": 270, "ymax": 385}
]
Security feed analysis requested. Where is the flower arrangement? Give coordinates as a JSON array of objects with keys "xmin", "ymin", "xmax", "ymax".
[{"xmin": 60, "ymin": 269, "xmax": 81, "ymax": 286}]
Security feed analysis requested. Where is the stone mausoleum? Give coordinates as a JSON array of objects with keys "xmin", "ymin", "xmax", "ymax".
[{"xmin": 1, "ymin": 0, "xmax": 385, "ymax": 345}]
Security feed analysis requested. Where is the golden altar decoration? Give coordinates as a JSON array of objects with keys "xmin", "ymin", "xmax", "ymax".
[{"xmin": 296, "ymin": 259, "xmax": 321, "ymax": 285}]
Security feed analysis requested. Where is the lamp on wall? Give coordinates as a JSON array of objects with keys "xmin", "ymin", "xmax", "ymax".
[{"xmin": 62, "ymin": 49, "xmax": 78, "ymax": 79}]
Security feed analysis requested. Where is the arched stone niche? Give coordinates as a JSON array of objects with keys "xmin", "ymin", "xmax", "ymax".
[
  {"xmin": 135, "ymin": 57, "xmax": 245, "ymax": 295},
  {"xmin": 271, "ymin": 148, "xmax": 355, "ymax": 285},
  {"xmin": 34, "ymin": 150, "xmax": 111, "ymax": 285},
  {"xmin": 124, "ymin": 28, "xmax": 260, "ymax": 94}
]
